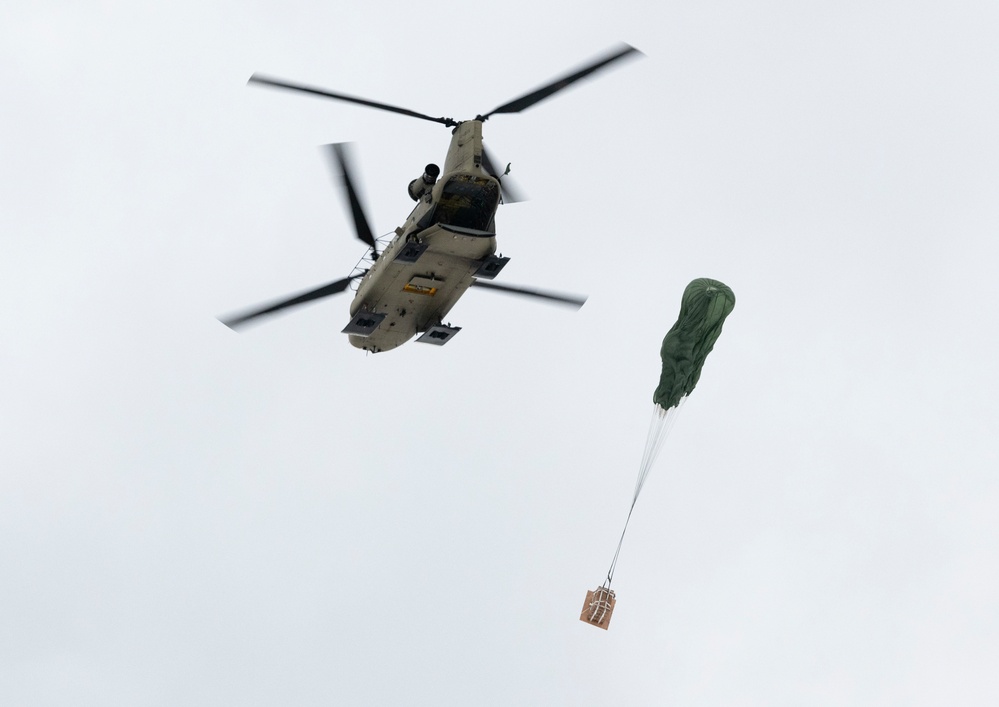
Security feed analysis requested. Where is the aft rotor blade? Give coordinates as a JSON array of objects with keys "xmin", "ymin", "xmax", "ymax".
[
  {"xmin": 249, "ymin": 74, "xmax": 457, "ymax": 127},
  {"xmin": 220, "ymin": 274, "xmax": 363, "ymax": 330},
  {"xmin": 325, "ymin": 143, "xmax": 377, "ymax": 253},
  {"xmin": 481, "ymin": 146, "xmax": 527, "ymax": 204},
  {"xmin": 479, "ymin": 44, "xmax": 642, "ymax": 120},
  {"xmin": 470, "ymin": 280, "xmax": 587, "ymax": 308}
]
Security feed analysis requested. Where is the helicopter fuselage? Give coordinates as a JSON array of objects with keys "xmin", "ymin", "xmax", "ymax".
[{"xmin": 345, "ymin": 120, "xmax": 503, "ymax": 353}]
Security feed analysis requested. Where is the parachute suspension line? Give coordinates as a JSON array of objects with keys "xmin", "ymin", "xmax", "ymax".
[{"xmin": 604, "ymin": 398, "xmax": 687, "ymax": 589}]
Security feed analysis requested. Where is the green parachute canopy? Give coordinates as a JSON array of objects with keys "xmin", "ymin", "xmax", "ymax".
[{"xmin": 653, "ymin": 278, "xmax": 735, "ymax": 410}]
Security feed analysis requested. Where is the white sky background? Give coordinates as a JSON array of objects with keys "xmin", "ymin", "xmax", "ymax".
[{"xmin": 3, "ymin": 0, "xmax": 998, "ymax": 704}]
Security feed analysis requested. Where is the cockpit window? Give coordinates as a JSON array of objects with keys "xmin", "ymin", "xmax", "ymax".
[{"xmin": 432, "ymin": 175, "xmax": 500, "ymax": 231}]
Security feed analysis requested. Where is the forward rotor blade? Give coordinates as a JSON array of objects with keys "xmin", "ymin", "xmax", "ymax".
[
  {"xmin": 325, "ymin": 143, "xmax": 377, "ymax": 253},
  {"xmin": 481, "ymin": 146, "xmax": 527, "ymax": 204},
  {"xmin": 220, "ymin": 274, "xmax": 363, "ymax": 330},
  {"xmin": 470, "ymin": 280, "xmax": 587, "ymax": 308},
  {"xmin": 249, "ymin": 74, "xmax": 456, "ymax": 127},
  {"xmin": 479, "ymin": 43, "xmax": 642, "ymax": 120}
]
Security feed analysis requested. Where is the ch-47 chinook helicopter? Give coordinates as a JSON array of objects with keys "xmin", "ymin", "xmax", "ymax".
[{"xmin": 221, "ymin": 44, "xmax": 642, "ymax": 353}]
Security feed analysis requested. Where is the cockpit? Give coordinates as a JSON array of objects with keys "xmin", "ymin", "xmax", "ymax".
[{"xmin": 430, "ymin": 174, "xmax": 500, "ymax": 232}]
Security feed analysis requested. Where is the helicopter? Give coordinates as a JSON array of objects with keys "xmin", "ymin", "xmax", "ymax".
[{"xmin": 221, "ymin": 44, "xmax": 642, "ymax": 353}]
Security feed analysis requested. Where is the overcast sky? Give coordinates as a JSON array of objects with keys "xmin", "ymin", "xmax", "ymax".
[{"xmin": 3, "ymin": 1, "xmax": 999, "ymax": 705}]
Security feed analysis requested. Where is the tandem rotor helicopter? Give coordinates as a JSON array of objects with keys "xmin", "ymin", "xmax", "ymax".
[{"xmin": 221, "ymin": 44, "xmax": 642, "ymax": 353}]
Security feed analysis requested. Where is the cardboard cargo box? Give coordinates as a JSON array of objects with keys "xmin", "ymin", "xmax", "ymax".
[{"xmin": 579, "ymin": 586, "xmax": 616, "ymax": 630}]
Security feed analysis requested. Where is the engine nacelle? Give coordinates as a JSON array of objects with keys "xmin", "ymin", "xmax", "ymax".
[{"xmin": 407, "ymin": 163, "xmax": 441, "ymax": 201}]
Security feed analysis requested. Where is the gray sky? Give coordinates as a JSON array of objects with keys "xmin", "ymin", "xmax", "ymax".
[{"xmin": 3, "ymin": 1, "xmax": 998, "ymax": 705}]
